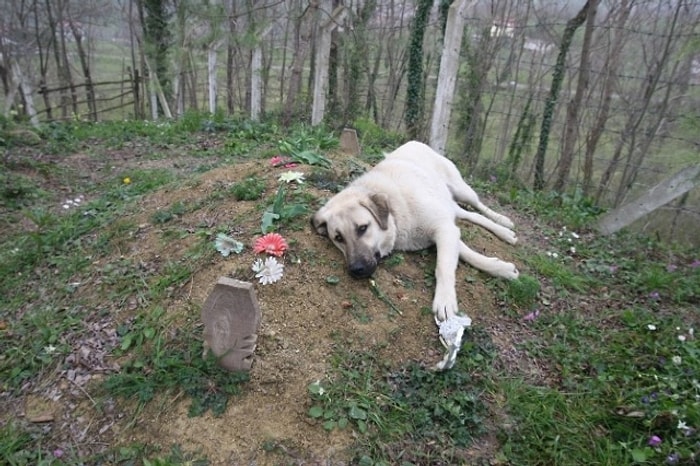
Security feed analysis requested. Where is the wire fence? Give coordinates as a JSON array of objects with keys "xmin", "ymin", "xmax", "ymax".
[{"xmin": 5, "ymin": 3, "xmax": 700, "ymax": 245}]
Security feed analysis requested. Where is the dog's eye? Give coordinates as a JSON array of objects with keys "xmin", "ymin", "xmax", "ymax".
[
  {"xmin": 334, "ymin": 233, "xmax": 344, "ymax": 243},
  {"xmin": 357, "ymin": 224, "xmax": 368, "ymax": 235}
]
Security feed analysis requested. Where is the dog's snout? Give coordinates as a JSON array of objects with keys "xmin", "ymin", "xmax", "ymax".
[{"xmin": 349, "ymin": 262, "xmax": 375, "ymax": 278}]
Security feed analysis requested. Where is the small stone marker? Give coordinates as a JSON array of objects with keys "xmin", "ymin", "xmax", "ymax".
[
  {"xmin": 201, "ymin": 277, "xmax": 261, "ymax": 372},
  {"xmin": 339, "ymin": 128, "xmax": 360, "ymax": 155}
]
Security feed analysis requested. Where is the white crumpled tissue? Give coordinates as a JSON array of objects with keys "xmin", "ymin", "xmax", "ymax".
[{"xmin": 434, "ymin": 314, "xmax": 472, "ymax": 370}]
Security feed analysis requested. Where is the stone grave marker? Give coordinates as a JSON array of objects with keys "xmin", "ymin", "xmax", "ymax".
[{"xmin": 201, "ymin": 277, "xmax": 261, "ymax": 372}]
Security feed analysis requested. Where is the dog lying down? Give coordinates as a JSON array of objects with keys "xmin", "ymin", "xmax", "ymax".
[{"xmin": 311, "ymin": 141, "xmax": 519, "ymax": 366}]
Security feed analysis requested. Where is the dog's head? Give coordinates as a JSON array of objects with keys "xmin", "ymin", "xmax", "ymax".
[{"xmin": 311, "ymin": 189, "xmax": 396, "ymax": 278}]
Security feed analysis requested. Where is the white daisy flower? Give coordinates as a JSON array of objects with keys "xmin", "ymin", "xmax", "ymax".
[
  {"xmin": 278, "ymin": 171, "xmax": 305, "ymax": 184},
  {"xmin": 252, "ymin": 257, "xmax": 284, "ymax": 285}
]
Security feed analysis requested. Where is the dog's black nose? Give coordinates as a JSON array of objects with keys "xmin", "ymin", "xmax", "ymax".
[{"xmin": 349, "ymin": 263, "xmax": 373, "ymax": 278}]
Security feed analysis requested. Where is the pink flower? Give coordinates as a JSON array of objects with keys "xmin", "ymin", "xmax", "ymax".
[
  {"xmin": 270, "ymin": 155, "xmax": 296, "ymax": 168},
  {"xmin": 648, "ymin": 435, "xmax": 662, "ymax": 447},
  {"xmin": 253, "ymin": 233, "xmax": 288, "ymax": 257},
  {"xmin": 522, "ymin": 310, "xmax": 540, "ymax": 322},
  {"xmin": 270, "ymin": 155, "xmax": 285, "ymax": 166}
]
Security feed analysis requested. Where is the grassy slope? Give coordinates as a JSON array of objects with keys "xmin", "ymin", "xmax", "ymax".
[{"xmin": 1, "ymin": 116, "xmax": 698, "ymax": 465}]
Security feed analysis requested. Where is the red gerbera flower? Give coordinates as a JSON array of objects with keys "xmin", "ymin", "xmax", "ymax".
[{"xmin": 253, "ymin": 233, "xmax": 288, "ymax": 257}]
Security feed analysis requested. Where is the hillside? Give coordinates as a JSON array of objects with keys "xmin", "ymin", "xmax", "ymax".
[{"xmin": 1, "ymin": 119, "xmax": 698, "ymax": 465}]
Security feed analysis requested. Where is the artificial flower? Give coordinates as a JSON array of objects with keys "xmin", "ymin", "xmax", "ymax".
[
  {"xmin": 270, "ymin": 155, "xmax": 298, "ymax": 168},
  {"xmin": 215, "ymin": 233, "xmax": 244, "ymax": 257},
  {"xmin": 253, "ymin": 232, "xmax": 288, "ymax": 257},
  {"xmin": 252, "ymin": 257, "xmax": 284, "ymax": 285},
  {"xmin": 270, "ymin": 155, "xmax": 287, "ymax": 166},
  {"xmin": 278, "ymin": 171, "xmax": 305, "ymax": 184}
]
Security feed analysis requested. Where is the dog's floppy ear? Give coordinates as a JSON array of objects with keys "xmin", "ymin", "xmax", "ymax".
[
  {"xmin": 311, "ymin": 211, "xmax": 328, "ymax": 237},
  {"xmin": 362, "ymin": 193, "xmax": 391, "ymax": 230}
]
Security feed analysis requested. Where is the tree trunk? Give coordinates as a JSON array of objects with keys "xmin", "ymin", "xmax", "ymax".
[
  {"xmin": 553, "ymin": 0, "xmax": 598, "ymax": 193},
  {"xmin": 429, "ymin": 0, "xmax": 475, "ymax": 154},
  {"xmin": 68, "ymin": 17, "xmax": 98, "ymax": 121},
  {"xmin": 582, "ymin": 0, "xmax": 632, "ymax": 197},
  {"xmin": 207, "ymin": 45, "xmax": 218, "ymax": 114},
  {"xmin": 595, "ymin": 1, "xmax": 681, "ymax": 205},
  {"xmin": 404, "ymin": 0, "xmax": 433, "ymax": 140},
  {"xmin": 311, "ymin": 2, "xmax": 346, "ymax": 125},
  {"xmin": 533, "ymin": 1, "xmax": 590, "ymax": 191},
  {"xmin": 283, "ymin": 1, "xmax": 315, "ymax": 126}
]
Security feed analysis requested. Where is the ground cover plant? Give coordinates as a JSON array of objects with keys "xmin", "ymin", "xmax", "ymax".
[{"xmin": 1, "ymin": 115, "xmax": 698, "ymax": 465}]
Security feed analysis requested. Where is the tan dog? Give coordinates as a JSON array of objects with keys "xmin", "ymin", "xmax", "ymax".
[{"xmin": 311, "ymin": 141, "xmax": 519, "ymax": 322}]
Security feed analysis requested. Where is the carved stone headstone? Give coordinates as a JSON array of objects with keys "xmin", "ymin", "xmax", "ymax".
[
  {"xmin": 201, "ymin": 277, "xmax": 261, "ymax": 372},
  {"xmin": 339, "ymin": 128, "xmax": 361, "ymax": 155}
]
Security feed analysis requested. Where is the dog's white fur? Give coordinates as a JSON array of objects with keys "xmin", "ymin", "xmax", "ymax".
[{"xmin": 311, "ymin": 141, "xmax": 519, "ymax": 322}]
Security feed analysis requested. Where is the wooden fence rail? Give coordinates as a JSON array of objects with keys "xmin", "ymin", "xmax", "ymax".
[{"xmin": 35, "ymin": 70, "xmax": 141, "ymax": 122}]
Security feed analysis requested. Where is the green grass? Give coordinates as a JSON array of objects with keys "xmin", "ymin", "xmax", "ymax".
[
  {"xmin": 2, "ymin": 119, "xmax": 699, "ymax": 465},
  {"xmin": 307, "ymin": 330, "xmax": 495, "ymax": 464},
  {"xmin": 105, "ymin": 314, "xmax": 249, "ymax": 417},
  {"xmin": 504, "ymin": 306, "xmax": 699, "ymax": 465}
]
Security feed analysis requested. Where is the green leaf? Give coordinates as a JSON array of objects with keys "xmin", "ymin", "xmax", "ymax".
[
  {"xmin": 121, "ymin": 333, "xmax": 134, "ymax": 351},
  {"xmin": 281, "ymin": 204, "xmax": 308, "ymax": 219},
  {"xmin": 322, "ymin": 420, "xmax": 337, "ymax": 431},
  {"xmin": 290, "ymin": 149, "xmax": 331, "ymax": 168},
  {"xmin": 349, "ymin": 405, "xmax": 367, "ymax": 420},
  {"xmin": 261, "ymin": 211, "xmax": 280, "ymax": 233},
  {"xmin": 630, "ymin": 448, "xmax": 647, "ymax": 463},
  {"xmin": 272, "ymin": 186, "xmax": 286, "ymax": 214},
  {"xmin": 308, "ymin": 381, "xmax": 324, "ymax": 395},
  {"xmin": 357, "ymin": 419, "xmax": 368, "ymax": 433},
  {"xmin": 143, "ymin": 327, "xmax": 155, "ymax": 339},
  {"xmin": 325, "ymin": 276, "xmax": 340, "ymax": 285},
  {"xmin": 308, "ymin": 406, "xmax": 324, "ymax": 418}
]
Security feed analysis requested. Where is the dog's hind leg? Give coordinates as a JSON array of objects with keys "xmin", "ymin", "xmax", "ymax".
[
  {"xmin": 448, "ymin": 181, "xmax": 515, "ymax": 229},
  {"xmin": 458, "ymin": 241, "xmax": 519, "ymax": 280},
  {"xmin": 456, "ymin": 208, "xmax": 517, "ymax": 245}
]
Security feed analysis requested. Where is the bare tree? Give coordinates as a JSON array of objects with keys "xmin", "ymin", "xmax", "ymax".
[
  {"xmin": 595, "ymin": 1, "xmax": 684, "ymax": 205},
  {"xmin": 581, "ymin": 0, "xmax": 633, "ymax": 197},
  {"xmin": 552, "ymin": 0, "xmax": 598, "ymax": 192},
  {"xmin": 532, "ymin": 1, "xmax": 590, "ymax": 191}
]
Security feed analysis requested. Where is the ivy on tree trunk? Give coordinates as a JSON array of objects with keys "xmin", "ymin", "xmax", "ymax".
[
  {"xmin": 404, "ymin": 0, "xmax": 433, "ymax": 140},
  {"xmin": 532, "ymin": 1, "xmax": 590, "ymax": 191},
  {"xmin": 140, "ymin": 0, "xmax": 172, "ymax": 103}
]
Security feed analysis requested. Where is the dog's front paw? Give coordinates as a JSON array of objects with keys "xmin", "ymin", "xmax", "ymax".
[
  {"xmin": 503, "ymin": 230, "xmax": 518, "ymax": 245},
  {"xmin": 432, "ymin": 294, "xmax": 459, "ymax": 324},
  {"xmin": 500, "ymin": 262, "xmax": 520, "ymax": 280}
]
